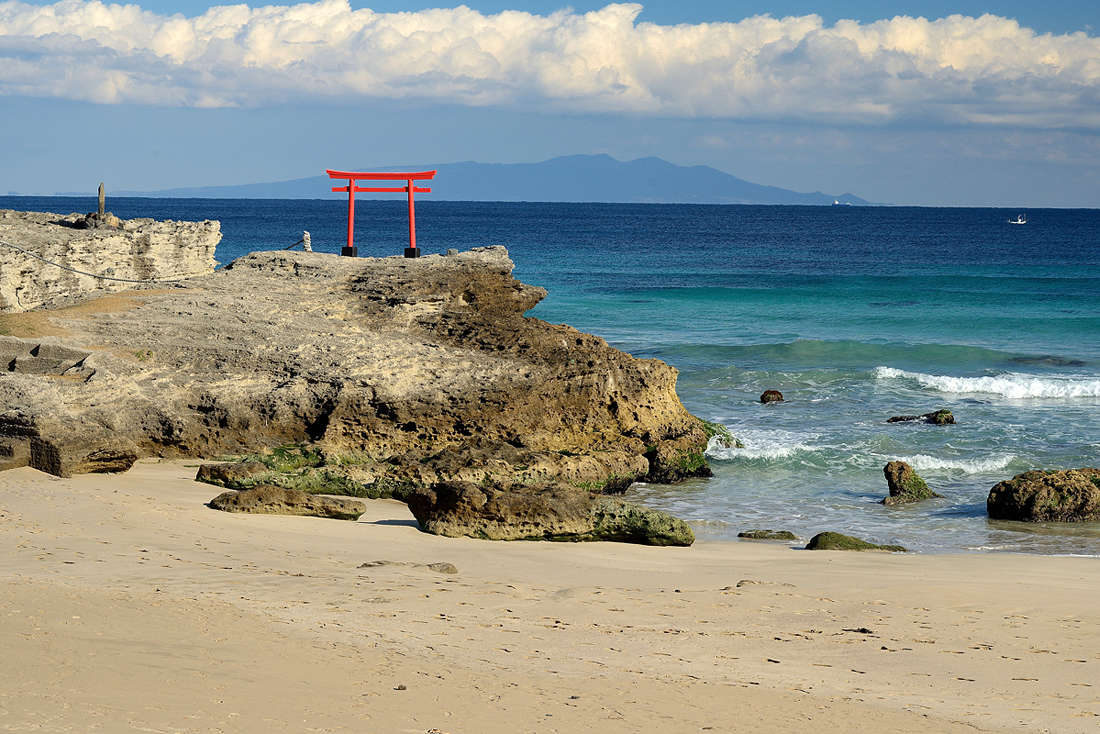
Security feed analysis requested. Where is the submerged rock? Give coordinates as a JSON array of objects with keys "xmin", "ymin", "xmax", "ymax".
[
  {"xmin": 760, "ymin": 390, "xmax": 784, "ymax": 404},
  {"xmin": 406, "ymin": 480, "xmax": 694, "ymax": 546},
  {"xmin": 702, "ymin": 419, "xmax": 744, "ymax": 449},
  {"xmin": 209, "ymin": 484, "xmax": 366, "ymax": 520},
  {"xmin": 882, "ymin": 460, "xmax": 943, "ymax": 505},
  {"xmin": 987, "ymin": 468, "xmax": 1100, "ymax": 522},
  {"xmin": 887, "ymin": 409, "xmax": 955, "ymax": 425},
  {"xmin": 805, "ymin": 531, "xmax": 906, "ymax": 552}
]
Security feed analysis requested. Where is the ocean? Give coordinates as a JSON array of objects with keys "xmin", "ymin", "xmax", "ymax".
[{"xmin": 4, "ymin": 196, "xmax": 1099, "ymax": 555}]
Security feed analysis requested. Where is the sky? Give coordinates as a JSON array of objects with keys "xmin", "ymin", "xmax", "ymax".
[{"xmin": 1, "ymin": 1, "xmax": 1099, "ymax": 206}]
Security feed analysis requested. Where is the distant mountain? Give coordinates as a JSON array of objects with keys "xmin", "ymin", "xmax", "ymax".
[{"xmin": 115, "ymin": 154, "xmax": 870, "ymax": 205}]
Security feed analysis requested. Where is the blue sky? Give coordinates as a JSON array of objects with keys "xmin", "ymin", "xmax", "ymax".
[{"xmin": 2, "ymin": 1, "xmax": 1099, "ymax": 206}]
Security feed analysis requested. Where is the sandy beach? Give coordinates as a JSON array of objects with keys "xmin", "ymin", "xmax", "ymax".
[{"xmin": 3, "ymin": 460, "xmax": 1098, "ymax": 733}]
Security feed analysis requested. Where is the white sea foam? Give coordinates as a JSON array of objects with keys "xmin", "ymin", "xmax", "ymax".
[
  {"xmin": 904, "ymin": 453, "xmax": 1016, "ymax": 474},
  {"xmin": 706, "ymin": 429, "xmax": 815, "ymax": 461},
  {"xmin": 874, "ymin": 367, "xmax": 1100, "ymax": 398}
]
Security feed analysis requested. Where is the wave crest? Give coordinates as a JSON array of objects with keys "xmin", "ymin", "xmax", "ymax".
[
  {"xmin": 903, "ymin": 453, "xmax": 1017, "ymax": 474},
  {"xmin": 874, "ymin": 367, "xmax": 1100, "ymax": 398}
]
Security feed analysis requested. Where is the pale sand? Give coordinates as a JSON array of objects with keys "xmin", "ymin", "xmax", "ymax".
[{"xmin": 3, "ymin": 461, "xmax": 1098, "ymax": 733}]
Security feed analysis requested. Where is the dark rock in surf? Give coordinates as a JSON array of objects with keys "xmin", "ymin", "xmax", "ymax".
[
  {"xmin": 760, "ymin": 390, "xmax": 784, "ymax": 404},
  {"xmin": 987, "ymin": 468, "xmax": 1100, "ymax": 522},
  {"xmin": 882, "ymin": 460, "xmax": 942, "ymax": 505},
  {"xmin": 887, "ymin": 409, "xmax": 955, "ymax": 425}
]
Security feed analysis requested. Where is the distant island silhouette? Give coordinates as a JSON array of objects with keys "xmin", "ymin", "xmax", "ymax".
[{"xmin": 112, "ymin": 154, "xmax": 871, "ymax": 205}]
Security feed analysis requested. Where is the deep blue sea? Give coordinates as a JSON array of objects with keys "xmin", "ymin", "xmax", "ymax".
[{"xmin": 4, "ymin": 196, "xmax": 1100, "ymax": 554}]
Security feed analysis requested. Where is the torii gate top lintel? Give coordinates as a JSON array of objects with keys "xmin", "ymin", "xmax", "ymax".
[{"xmin": 327, "ymin": 169, "xmax": 438, "ymax": 258}]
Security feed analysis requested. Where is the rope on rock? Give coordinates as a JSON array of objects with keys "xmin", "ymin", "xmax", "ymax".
[
  {"xmin": 283, "ymin": 231, "xmax": 312, "ymax": 251},
  {"xmin": 1, "ymin": 231, "xmax": 310, "ymax": 285},
  {"xmin": 0, "ymin": 238, "xmax": 195, "ymax": 284}
]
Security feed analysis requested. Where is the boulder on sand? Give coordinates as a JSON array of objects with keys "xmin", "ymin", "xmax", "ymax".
[
  {"xmin": 987, "ymin": 468, "xmax": 1100, "ymax": 522},
  {"xmin": 209, "ymin": 484, "xmax": 366, "ymax": 520},
  {"xmin": 405, "ymin": 480, "xmax": 695, "ymax": 546},
  {"xmin": 805, "ymin": 531, "xmax": 906, "ymax": 552}
]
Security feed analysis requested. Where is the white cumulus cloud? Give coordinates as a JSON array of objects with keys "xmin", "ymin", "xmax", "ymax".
[{"xmin": 0, "ymin": 0, "xmax": 1097, "ymax": 127}]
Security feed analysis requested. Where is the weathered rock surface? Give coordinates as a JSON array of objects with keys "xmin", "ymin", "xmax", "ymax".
[
  {"xmin": 760, "ymin": 390, "xmax": 784, "ymax": 404},
  {"xmin": 884, "ymin": 411, "xmax": 954, "ymax": 426},
  {"xmin": 0, "ymin": 209, "xmax": 219, "ymax": 313},
  {"xmin": 406, "ymin": 480, "xmax": 695, "ymax": 545},
  {"xmin": 737, "ymin": 529, "xmax": 798, "ymax": 541},
  {"xmin": 887, "ymin": 409, "xmax": 955, "ymax": 425},
  {"xmin": 987, "ymin": 468, "xmax": 1100, "ymax": 522},
  {"xmin": 209, "ymin": 484, "xmax": 366, "ymax": 520},
  {"xmin": 882, "ymin": 460, "xmax": 943, "ymax": 505},
  {"xmin": 805, "ymin": 531, "xmax": 907, "ymax": 552},
  {"xmin": 0, "ymin": 244, "xmax": 708, "ymax": 492},
  {"xmin": 196, "ymin": 462, "xmax": 269, "ymax": 488}
]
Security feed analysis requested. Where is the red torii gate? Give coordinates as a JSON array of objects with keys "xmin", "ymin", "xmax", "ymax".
[{"xmin": 327, "ymin": 169, "xmax": 437, "ymax": 258}]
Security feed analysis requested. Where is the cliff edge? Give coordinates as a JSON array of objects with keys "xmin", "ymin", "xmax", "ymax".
[
  {"xmin": 0, "ymin": 209, "xmax": 220, "ymax": 313},
  {"xmin": 0, "ymin": 246, "xmax": 709, "ymax": 489}
]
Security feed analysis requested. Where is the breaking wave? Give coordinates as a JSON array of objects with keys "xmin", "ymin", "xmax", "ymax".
[
  {"xmin": 874, "ymin": 367, "xmax": 1100, "ymax": 398},
  {"xmin": 903, "ymin": 453, "xmax": 1017, "ymax": 475}
]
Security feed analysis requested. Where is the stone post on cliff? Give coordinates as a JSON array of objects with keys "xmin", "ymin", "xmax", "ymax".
[{"xmin": 98, "ymin": 183, "xmax": 105, "ymax": 217}]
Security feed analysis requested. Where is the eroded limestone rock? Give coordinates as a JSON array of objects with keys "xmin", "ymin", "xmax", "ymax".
[
  {"xmin": 406, "ymin": 480, "xmax": 694, "ymax": 546},
  {"xmin": 1, "ymin": 246, "xmax": 708, "ymax": 489},
  {"xmin": 0, "ymin": 209, "xmax": 219, "ymax": 313},
  {"xmin": 209, "ymin": 484, "xmax": 366, "ymax": 520}
]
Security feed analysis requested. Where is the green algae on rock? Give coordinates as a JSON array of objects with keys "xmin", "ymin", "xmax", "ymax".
[
  {"xmin": 738, "ymin": 529, "xmax": 798, "ymax": 541},
  {"xmin": 882, "ymin": 460, "xmax": 943, "ymax": 505},
  {"xmin": 405, "ymin": 480, "xmax": 694, "ymax": 546},
  {"xmin": 805, "ymin": 532, "xmax": 907, "ymax": 552},
  {"xmin": 987, "ymin": 468, "xmax": 1100, "ymax": 522}
]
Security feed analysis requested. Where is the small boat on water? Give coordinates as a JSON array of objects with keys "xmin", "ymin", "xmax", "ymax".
[
  {"xmin": 1009, "ymin": 214, "xmax": 1027, "ymax": 224},
  {"xmin": 832, "ymin": 199, "xmax": 850, "ymax": 206}
]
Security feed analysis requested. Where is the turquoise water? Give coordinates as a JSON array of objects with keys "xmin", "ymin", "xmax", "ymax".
[
  {"xmin": 508, "ymin": 205, "xmax": 1100, "ymax": 555},
  {"xmin": 4, "ymin": 197, "xmax": 1099, "ymax": 554}
]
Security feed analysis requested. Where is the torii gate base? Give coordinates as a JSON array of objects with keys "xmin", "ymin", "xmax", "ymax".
[{"xmin": 327, "ymin": 169, "xmax": 437, "ymax": 258}]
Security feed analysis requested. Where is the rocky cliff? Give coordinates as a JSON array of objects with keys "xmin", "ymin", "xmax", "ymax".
[
  {"xmin": 0, "ymin": 246, "xmax": 709, "ymax": 488},
  {"xmin": 0, "ymin": 209, "xmax": 220, "ymax": 313}
]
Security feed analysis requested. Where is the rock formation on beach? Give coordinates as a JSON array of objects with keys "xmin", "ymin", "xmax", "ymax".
[
  {"xmin": 405, "ymin": 480, "xmax": 696, "ymax": 545},
  {"xmin": 0, "ymin": 242, "xmax": 710, "ymax": 495},
  {"xmin": 0, "ymin": 209, "xmax": 220, "ymax": 313},
  {"xmin": 987, "ymin": 468, "xmax": 1100, "ymax": 522},
  {"xmin": 209, "ymin": 484, "xmax": 367, "ymax": 520}
]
